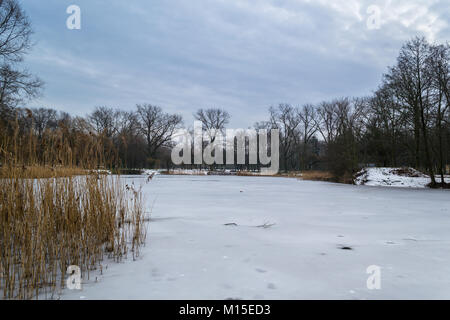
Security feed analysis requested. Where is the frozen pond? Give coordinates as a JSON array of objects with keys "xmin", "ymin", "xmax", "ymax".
[{"xmin": 62, "ymin": 175, "xmax": 450, "ymax": 299}]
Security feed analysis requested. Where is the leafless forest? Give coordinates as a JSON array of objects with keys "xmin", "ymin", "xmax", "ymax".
[{"xmin": 0, "ymin": 0, "xmax": 449, "ymax": 185}]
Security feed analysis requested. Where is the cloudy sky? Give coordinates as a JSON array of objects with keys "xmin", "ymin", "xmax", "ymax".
[{"xmin": 21, "ymin": 0, "xmax": 449, "ymax": 128}]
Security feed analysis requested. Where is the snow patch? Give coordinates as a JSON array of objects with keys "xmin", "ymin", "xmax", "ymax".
[
  {"xmin": 168, "ymin": 169, "xmax": 209, "ymax": 175},
  {"xmin": 142, "ymin": 169, "xmax": 160, "ymax": 176},
  {"xmin": 91, "ymin": 169, "xmax": 112, "ymax": 175},
  {"xmin": 354, "ymin": 167, "xmax": 444, "ymax": 188}
]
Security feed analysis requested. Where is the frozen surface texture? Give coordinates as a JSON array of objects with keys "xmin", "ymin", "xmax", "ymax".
[{"xmin": 61, "ymin": 175, "xmax": 450, "ymax": 300}]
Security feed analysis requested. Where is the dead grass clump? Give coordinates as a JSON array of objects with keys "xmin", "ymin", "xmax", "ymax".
[{"xmin": 300, "ymin": 171, "xmax": 334, "ymax": 182}]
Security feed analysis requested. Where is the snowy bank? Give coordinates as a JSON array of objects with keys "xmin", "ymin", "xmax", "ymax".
[
  {"xmin": 355, "ymin": 167, "xmax": 448, "ymax": 188},
  {"xmin": 142, "ymin": 169, "xmax": 161, "ymax": 176},
  {"xmin": 91, "ymin": 169, "xmax": 112, "ymax": 175},
  {"xmin": 166, "ymin": 169, "xmax": 209, "ymax": 175}
]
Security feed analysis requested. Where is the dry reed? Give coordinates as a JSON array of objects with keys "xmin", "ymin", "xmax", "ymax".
[
  {"xmin": 0, "ymin": 167, "xmax": 146, "ymax": 299},
  {"xmin": 299, "ymin": 171, "xmax": 334, "ymax": 181},
  {"xmin": 0, "ymin": 118, "xmax": 146, "ymax": 300}
]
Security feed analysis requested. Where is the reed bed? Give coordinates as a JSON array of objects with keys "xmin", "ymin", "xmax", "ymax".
[
  {"xmin": 299, "ymin": 170, "xmax": 334, "ymax": 181},
  {"xmin": 0, "ymin": 165, "xmax": 89, "ymax": 179},
  {"xmin": 0, "ymin": 167, "xmax": 146, "ymax": 299},
  {"xmin": 0, "ymin": 113, "xmax": 147, "ymax": 299}
]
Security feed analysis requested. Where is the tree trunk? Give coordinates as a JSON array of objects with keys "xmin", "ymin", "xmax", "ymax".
[
  {"xmin": 414, "ymin": 106, "xmax": 421, "ymax": 169},
  {"xmin": 419, "ymin": 105, "xmax": 436, "ymax": 186},
  {"xmin": 437, "ymin": 96, "xmax": 445, "ymax": 185}
]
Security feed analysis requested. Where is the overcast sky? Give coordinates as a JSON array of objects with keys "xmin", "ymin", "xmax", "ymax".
[{"xmin": 21, "ymin": 0, "xmax": 449, "ymax": 128}]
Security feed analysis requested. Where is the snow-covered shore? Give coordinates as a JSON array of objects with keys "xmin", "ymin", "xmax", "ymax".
[
  {"xmin": 60, "ymin": 175, "xmax": 450, "ymax": 300},
  {"xmin": 355, "ymin": 167, "xmax": 449, "ymax": 188}
]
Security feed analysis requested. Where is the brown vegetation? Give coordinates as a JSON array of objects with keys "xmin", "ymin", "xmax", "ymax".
[
  {"xmin": 0, "ymin": 166, "xmax": 146, "ymax": 300},
  {"xmin": 300, "ymin": 171, "xmax": 334, "ymax": 182},
  {"xmin": 0, "ymin": 116, "xmax": 146, "ymax": 300},
  {"xmin": 0, "ymin": 165, "xmax": 88, "ymax": 179}
]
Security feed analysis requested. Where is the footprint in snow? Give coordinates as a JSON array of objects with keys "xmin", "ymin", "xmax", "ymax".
[
  {"xmin": 267, "ymin": 283, "xmax": 277, "ymax": 290},
  {"xmin": 255, "ymin": 268, "xmax": 267, "ymax": 273},
  {"xmin": 151, "ymin": 268, "xmax": 161, "ymax": 278}
]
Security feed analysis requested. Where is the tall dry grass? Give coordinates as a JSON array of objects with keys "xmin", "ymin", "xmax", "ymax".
[
  {"xmin": 0, "ymin": 167, "xmax": 146, "ymax": 299},
  {"xmin": 0, "ymin": 165, "xmax": 89, "ymax": 179},
  {"xmin": 0, "ymin": 117, "xmax": 147, "ymax": 300},
  {"xmin": 299, "ymin": 171, "xmax": 334, "ymax": 181}
]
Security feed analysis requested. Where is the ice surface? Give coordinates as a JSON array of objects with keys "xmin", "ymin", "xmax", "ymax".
[{"xmin": 60, "ymin": 175, "xmax": 450, "ymax": 300}]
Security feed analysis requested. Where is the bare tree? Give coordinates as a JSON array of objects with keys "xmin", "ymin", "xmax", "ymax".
[
  {"xmin": 429, "ymin": 43, "xmax": 450, "ymax": 183},
  {"xmin": 313, "ymin": 98, "xmax": 368, "ymax": 177},
  {"xmin": 117, "ymin": 111, "xmax": 140, "ymax": 137},
  {"xmin": 368, "ymin": 84, "xmax": 406, "ymax": 166},
  {"xmin": 115, "ymin": 111, "xmax": 147, "ymax": 168},
  {"xmin": 0, "ymin": 0, "xmax": 32, "ymax": 63},
  {"xmin": 315, "ymin": 101, "xmax": 339, "ymax": 144},
  {"xmin": 32, "ymin": 107, "xmax": 57, "ymax": 138},
  {"xmin": 194, "ymin": 108, "xmax": 230, "ymax": 143},
  {"xmin": 385, "ymin": 37, "xmax": 436, "ymax": 185},
  {"xmin": 0, "ymin": 64, "xmax": 42, "ymax": 107},
  {"xmin": 88, "ymin": 106, "xmax": 120, "ymax": 138},
  {"xmin": 0, "ymin": 1, "xmax": 42, "ymax": 111},
  {"xmin": 298, "ymin": 104, "xmax": 318, "ymax": 169},
  {"xmin": 136, "ymin": 104, "xmax": 183, "ymax": 158},
  {"xmin": 269, "ymin": 104, "xmax": 301, "ymax": 171}
]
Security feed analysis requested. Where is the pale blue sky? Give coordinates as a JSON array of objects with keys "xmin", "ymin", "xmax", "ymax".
[{"xmin": 20, "ymin": 0, "xmax": 449, "ymax": 127}]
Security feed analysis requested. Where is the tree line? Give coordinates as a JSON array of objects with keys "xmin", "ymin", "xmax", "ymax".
[
  {"xmin": 264, "ymin": 37, "xmax": 449, "ymax": 186},
  {"xmin": 0, "ymin": 1, "xmax": 448, "ymax": 185},
  {"xmin": 0, "ymin": 104, "xmax": 183, "ymax": 168}
]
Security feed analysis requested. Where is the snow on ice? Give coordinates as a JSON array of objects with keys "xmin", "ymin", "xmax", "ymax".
[{"xmin": 60, "ymin": 175, "xmax": 450, "ymax": 300}]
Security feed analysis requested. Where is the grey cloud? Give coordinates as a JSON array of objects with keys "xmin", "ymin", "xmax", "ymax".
[{"xmin": 21, "ymin": 0, "xmax": 449, "ymax": 127}]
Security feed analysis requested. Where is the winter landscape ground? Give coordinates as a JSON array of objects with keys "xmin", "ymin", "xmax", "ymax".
[{"xmin": 60, "ymin": 175, "xmax": 450, "ymax": 300}]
